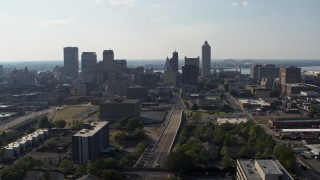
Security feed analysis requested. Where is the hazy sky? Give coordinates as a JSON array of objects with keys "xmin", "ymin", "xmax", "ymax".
[{"xmin": 0, "ymin": 0, "xmax": 319, "ymax": 61}]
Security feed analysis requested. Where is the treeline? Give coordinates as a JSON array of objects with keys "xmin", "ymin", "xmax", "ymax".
[{"xmin": 166, "ymin": 120, "xmax": 295, "ymax": 176}]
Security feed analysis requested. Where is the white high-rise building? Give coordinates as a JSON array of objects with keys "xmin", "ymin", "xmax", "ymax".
[{"xmin": 202, "ymin": 41, "xmax": 211, "ymax": 77}]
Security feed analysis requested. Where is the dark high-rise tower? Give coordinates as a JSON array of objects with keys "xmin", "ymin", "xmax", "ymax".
[
  {"xmin": 103, "ymin": 50, "xmax": 114, "ymax": 73},
  {"xmin": 64, "ymin": 47, "xmax": 79, "ymax": 79},
  {"xmin": 81, "ymin": 52, "xmax": 97, "ymax": 82},
  {"xmin": 202, "ymin": 41, "xmax": 211, "ymax": 77},
  {"xmin": 169, "ymin": 51, "xmax": 179, "ymax": 72}
]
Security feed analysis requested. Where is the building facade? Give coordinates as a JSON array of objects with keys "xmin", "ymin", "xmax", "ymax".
[
  {"xmin": 169, "ymin": 51, "xmax": 179, "ymax": 72},
  {"xmin": 257, "ymin": 64, "xmax": 279, "ymax": 81},
  {"xmin": 72, "ymin": 122, "xmax": 109, "ymax": 164},
  {"xmin": 64, "ymin": 47, "xmax": 79, "ymax": 79},
  {"xmin": 182, "ymin": 65, "xmax": 199, "ymax": 85},
  {"xmin": 202, "ymin": 41, "xmax": 211, "ymax": 77},
  {"xmin": 236, "ymin": 159, "xmax": 293, "ymax": 180},
  {"xmin": 100, "ymin": 99, "xmax": 140, "ymax": 121},
  {"xmin": 103, "ymin": 50, "xmax": 114, "ymax": 73},
  {"xmin": 280, "ymin": 66, "xmax": 301, "ymax": 85},
  {"xmin": 81, "ymin": 52, "xmax": 97, "ymax": 82}
]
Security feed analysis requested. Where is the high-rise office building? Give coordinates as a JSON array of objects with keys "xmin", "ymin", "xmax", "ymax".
[
  {"xmin": 250, "ymin": 64, "xmax": 262, "ymax": 80},
  {"xmin": 164, "ymin": 57, "xmax": 177, "ymax": 85},
  {"xmin": 185, "ymin": 56, "xmax": 200, "ymax": 68},
  {"xmin": 103, "ymin": 50, "xmax": 114, "ymax": 73},
  {"xmin": 81, "ymin": 52, "xmax": 97, "ymax": 82},
  {"xmin": 256, "ymin": 64, "xmax": 279, "ymax": 81},
  {"xmin": 202, "ymin": 41, "xmax": 211, "ymax": 77},
  {"xmin": 72, "ymin": 122, "xmax": 109, "ymax": 164},
  {"xmin": 169, "ymin": 51, "xmax": 179, "ymax": 72},
  {"xmin": 182, "ymin": 65, "xmax": 199, "ymax": 85},
  {"xmin": 64, "ymin": 47, "xmax": 79, "ymax": 79},
  {"xmin": 280, "ymin": 66, "xmax": 301, "ymax": 85}
]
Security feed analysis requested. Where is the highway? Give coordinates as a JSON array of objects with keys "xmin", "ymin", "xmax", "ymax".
[
  {"xmin": 138, "ymin": 110, "xmax": 182, "ymax": 168},
  {"xmin": 151, "ymin": 110, "xmax": 183, "ymax": 167},
  {"xmin": 0, "ymin": 108, "xmax": 51, "ymax": 132}
]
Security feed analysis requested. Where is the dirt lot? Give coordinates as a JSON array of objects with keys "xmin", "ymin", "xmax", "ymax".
[{"xmin": 253, "ymin": 113, "xmax": 305, "ymax": 124}]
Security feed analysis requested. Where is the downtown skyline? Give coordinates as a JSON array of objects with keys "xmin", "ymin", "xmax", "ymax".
[{"xmin": 0, "ymin": 0, "xmax": 319, "ymax": 61}]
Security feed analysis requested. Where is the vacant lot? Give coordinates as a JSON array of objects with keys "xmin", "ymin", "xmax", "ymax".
[
  {"xmin": 52, "ymin": 105, "xmax": 97, "ymax": 128},
  {"xmin": 253, "ymin": 113, "xmax": 305, "ymax": 124}
]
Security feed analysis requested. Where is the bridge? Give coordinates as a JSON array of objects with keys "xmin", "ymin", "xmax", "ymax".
[
  {"xmin": 215, "ymin": 59, "xmax": 256, "ymax": 74},
  {"xmin": 134, "ymin": 109, "xmax": 183, "ymax": 168}
]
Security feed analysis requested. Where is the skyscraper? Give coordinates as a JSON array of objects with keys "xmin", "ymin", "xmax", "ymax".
[
  {"xmin": 81, "ymin": 52, "xmax": 97, "ymax": 82},
  {"xmin": 169, "ymin": 51, "xmax": 179, "ymax": 72},
  {"xmin": 64, "ymin": 47, "xmax": 79, "ymax": 79},
  {"xmin": 202, "ymin": 41, "xmax": 211, "ymax": 77},
  {"xmin": 279, "ymin": 66, "xmax": 301, "ymax": 85},
  {"xmin": 103, "ymin": 50, "xmax": 114, "ymax": 73}
]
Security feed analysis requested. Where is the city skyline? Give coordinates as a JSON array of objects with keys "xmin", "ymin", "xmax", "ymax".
[{"xmin": 0, "ymin": 0, "xmax": 319, "ymax": 61}]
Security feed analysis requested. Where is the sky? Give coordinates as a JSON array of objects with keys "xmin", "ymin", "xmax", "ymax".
[{"xmin": 0, "ymin": 0, "xmax": 319, "ymax": 61}]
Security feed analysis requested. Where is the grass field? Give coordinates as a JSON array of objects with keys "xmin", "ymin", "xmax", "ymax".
[{"xmin": 51, "ymin": 105, "xmax": 95, "ymax": 128}]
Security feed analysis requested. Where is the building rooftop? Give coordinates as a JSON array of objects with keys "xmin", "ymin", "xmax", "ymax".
[
  {"xmin": 281, "ymin": 129, "xmax": 320, "ymax": 132},
  {"xmin": 102, "ymin": 98, "xmax": 140, "ymax": 104},
  {"xmin": 237, "ymin": 159, "xmax": 293, "ymax": 180},
  {"xmin": 256, "ymin": 160, "xmax": 282, "ymax": 175},
  {"xmin": 217, "ymin": 118, "xmax": 247, "ymax": 125},
  {"xmin": 74, "ymin": 121, "xmax": 108, "ymax": 137},
  {"xmin": 238, "ymin": 99, "xmax": 270, "ymax": 106}
]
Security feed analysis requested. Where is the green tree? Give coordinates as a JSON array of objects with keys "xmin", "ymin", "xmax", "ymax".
[
  {"xmin": 222, "ymin": 154, "xmax": 232, "ymax": 168},
  {"xmin": 125, "ymin": 118, "xmax": 143, "ymax": 132},
  {"xmin": 59, "ymin": 159, "xmax": 72, "ymax": 174},
  {"xmin": 86, "ymin": 160, "xmax": 96, "ymax": 174},
  {"xmin": 273, "ymin": 144, "xmax": 295, "ymax": 172},
  {"xmin": 101, "ymin": 169, "xmax": 124, "ymax": 180},
  {"xmin": 54, "ymin": 119, "xmax": 66, "ymax": 128},
  {"xmin": 43, "ymin": 139, "xmax": 57, "ymax": 149},
  {"xmin": 41, "ymin": 171, "xmax": 51, "ymax": 180},
  {"xmin": 75, "ymin": 165, "xmax": 87, "ymax": 177},
  {"xmin": 191, "ymin": 103, "xmax": 199, "ymax": 110},
  {"xmin": 38, "ymin": 116, "xmax": 52, "ymax": 129}
]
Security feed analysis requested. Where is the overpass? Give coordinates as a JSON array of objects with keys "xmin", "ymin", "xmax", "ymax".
[{"xmin": 135, "ymin": 109, "xmax": 183, "ymax": 168}]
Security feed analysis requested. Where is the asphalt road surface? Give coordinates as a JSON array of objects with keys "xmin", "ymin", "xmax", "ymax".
[
  {"xmin": 142, "ymin": 110, "xmax": 182, "ymax": 168},
  {"xmin": 0, "ymin": 109, "xmax": 50, "ymax": 132}
]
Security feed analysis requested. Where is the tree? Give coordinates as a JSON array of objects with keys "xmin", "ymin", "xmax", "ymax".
[
  {"xmin": 43, "ymin": 139, "xmax": 57, "ymax": 149},
  {"xmin": 191, "ymin": 103, "xmax": 199, "ymax": 110},
  {"xmin": 165, "ymin": 147, "xmax": 195, "ymax": 174},
  {"xmin": 222, "ymin": 154, "xmax": 232, "ymax": 168},
  {"xmin": 59, "ymin": 159, "xmax": 72, "ymax": 174},
  {"xmin": 273, "ymin": 144, "xmax": 295, "ymax": 172},
  {"xmin": 125, "ymin": 118, "xmax": 143, "ymax": 132},
  {"xmin": 38, "ymin": 116, "xmax": 52, "ymax": 129},
  {"xmin": 1, "ymin": 156, "xmax": 42, "ymax": 180},
  {"xmin": 54, "ymin": 119, "xmax": 66, "ymax": 128},
  {"xmin": 75, "ymin": 165, "xmax": 87, "ymax": 177},
  {"xmin": 86, "ymin": 160, "xmax": 96, "ymax": 174},
  {"xmin": 41, "ymin": 171, "xmax": 51, "ymax": 180},
  {"xmin": 308, "ymin": 106, "xmax": 319, "ymax": 118},
  {"xmin": 101, "ymin": 169, "xmax": 124, "ymax": 180}
]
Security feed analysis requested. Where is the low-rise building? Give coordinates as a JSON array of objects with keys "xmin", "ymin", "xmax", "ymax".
[
  {"xmin": 238, "ymin": 99, "xmax": 270, "ymax": 109},
  {"xmin": 237, "ymin": 159, "xmax": 293, "ymax": 180},
  {"xmin": 217, "ymin": 118, "xmax": 248, "ymax": 125},
  {"xmin": 3, "ymin": 129, "xmax": 48, "ymax": 160},
  {"xmin": 100, "ymin": 98, "xmax": 140, "ymax": 121}
]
